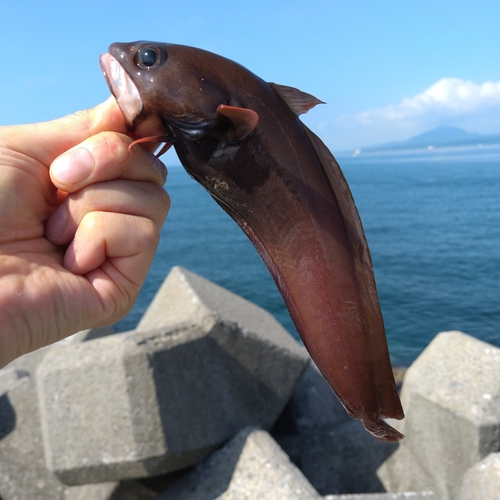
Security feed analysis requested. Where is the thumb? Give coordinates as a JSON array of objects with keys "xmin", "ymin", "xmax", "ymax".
[{"xmin": 4, "ymin": 97, "xmax": 128, "ymax": 166}]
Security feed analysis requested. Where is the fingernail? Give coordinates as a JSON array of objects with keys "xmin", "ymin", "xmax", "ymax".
[{"xmin": 52, "ymin": 147, "xmax": 95, "ymax": 185}]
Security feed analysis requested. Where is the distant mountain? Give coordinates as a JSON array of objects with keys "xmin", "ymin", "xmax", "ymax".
[{"xmin": 359, "ymin": 126, "xmax": 500, "ymax": 154}]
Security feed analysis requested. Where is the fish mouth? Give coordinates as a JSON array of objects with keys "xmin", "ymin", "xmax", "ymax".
[{"xmin": 100, "ymin": 53, "xmax": 143, "ymax": 126}]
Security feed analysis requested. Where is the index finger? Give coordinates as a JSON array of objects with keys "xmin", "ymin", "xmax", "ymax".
[{"xmin": 1, "ymin": 97, "xmax": 128, "ymax": 167}]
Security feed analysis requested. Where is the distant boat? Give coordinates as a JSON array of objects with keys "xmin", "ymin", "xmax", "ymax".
[{"xmin": 352, "ymin": 149, "xmax": 362, "ymax": 157}]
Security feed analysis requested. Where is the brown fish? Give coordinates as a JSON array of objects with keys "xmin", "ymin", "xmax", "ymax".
[{"xmin": 100, "ymin": 42, "xmax": 404, "ymax": 441}]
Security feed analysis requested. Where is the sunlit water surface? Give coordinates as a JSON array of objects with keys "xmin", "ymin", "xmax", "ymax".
[{"xmin": 116, "ymin": 144, "xmax": 500, "ymax": 367}]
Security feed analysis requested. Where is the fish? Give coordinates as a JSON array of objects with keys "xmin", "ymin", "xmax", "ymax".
[{"xmin": 100, "ymin": 41, "xmax": 404, "ymax": 442}]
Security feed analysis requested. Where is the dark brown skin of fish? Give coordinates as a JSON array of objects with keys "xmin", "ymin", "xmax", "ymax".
[{"xmin": 105, "ymin": 42, "xmax": 404, "ymax": 441}]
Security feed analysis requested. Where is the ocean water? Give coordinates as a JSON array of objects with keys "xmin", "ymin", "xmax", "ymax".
[{"xmin": 116, "ymin": 144, "xmax": 500, "ymax": 367}]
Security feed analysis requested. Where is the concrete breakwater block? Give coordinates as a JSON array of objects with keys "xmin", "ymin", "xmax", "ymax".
[
  {"xmin": 37, "ymin": 267, "xmax": 308, "ymax": 485},
  {"xmin": 0, "ymin": 373, "xmax": 155, "ymax": 500},
  {"xmin": 272, "ymin": 363, "xmax": 398, "ymax": 495},
  {"xmin": 378, "ymin": 331, "xmax": 500, "ymax": 500},
  {"xmin": 0, "ymin": 329, "xmax": 122, "ymax": 500},
  {"xmin": 0, "ymin": 366, "xmax": 29, "ymax": 396},
  {"xmin": 138, "ymin": 266, "xmax": 296, "ymax": 341},
  {"xmin": 324, "ymin": 493, "xmax": 435, "ymax": 499},
  {"xmin": 1, "ymin": 326, "xmax": 115, "ymax": 377},
  {"xmin": 458, "ymin": 452, "xmax": 500, "ymax": 500},
  {"xmin": 0, "ymin": 374, "xmax": 68, "ymax": 499},
  {"xmin": 156, "ymin": 427, "xmax": 322, "ymax": 500}
]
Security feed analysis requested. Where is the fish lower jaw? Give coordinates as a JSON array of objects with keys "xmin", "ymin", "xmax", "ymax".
[{"xmin": 99, "ymin": 53, "xmax": 143, "ymax": 126}]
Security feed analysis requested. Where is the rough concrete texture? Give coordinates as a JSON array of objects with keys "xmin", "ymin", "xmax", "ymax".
[
  {"xmin": 64, "ymin": 480, "xmax": 157, "ymax": 500},
  {"xmin": 0, "ymin": 373, "xmax": 154, "ymax": 500},
  {"xmin": 157, "ymin": 427, "xmax": 321, "ymax": 500},
  {"xmin": 1, "ymin": 326, "xmax": 115, "ymax": 378},
  {"xmin": 0, "ymin": 366, "xmax": 29, "ymax": 396},
  {"xmin": 272, "ymin": 363, "xmax": 398, "ymax": 495},
  {"xmin": 457, "ymin": 452, "xmax": 500, "ymax": 500},
  {"xmin": 70, "ymin": 325, "xmax": 116, "ymax": 343},
  {"xmin": 138, "ymin": 266, "xmax": 297, "ymax": 346},
  {"xmin": 378, "ymin": 331, "xmax": 500, "ymax": 500},
  {"xmin": 0, "ymin": 327, "xmax": 110, "ymax": 396},
  {"xmin": 0, "ymin": 329, "xmax": 113, "ymax": 500},
  {"xmin": 323, "ymin": 493, "xmax": 435, "ymax": 500},
  {"xmin": 0, "ymin": 375, "xmax": 68, "ymax": 499},
  {"xmin": 37, "ymin": 270, "xmax": 308, "ymax": 485}
]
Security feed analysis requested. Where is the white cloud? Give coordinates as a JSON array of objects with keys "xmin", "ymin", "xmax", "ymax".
[{"xmin": 357, "ymin": 78, "xmax": 500, "ymax": 125}]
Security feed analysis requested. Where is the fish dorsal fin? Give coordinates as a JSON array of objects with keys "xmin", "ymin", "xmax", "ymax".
[
  {"xmin": 217, "ymin": 104, "xmax": 259, "ymax": 140},
  {"xmin": 270, "ymin": 83, "xmax": 325, "ymax": 116}
]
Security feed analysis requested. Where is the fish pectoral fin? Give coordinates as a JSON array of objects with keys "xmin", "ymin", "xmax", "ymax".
[
  {"xmin": 217, "ymin": 104, "xmax": 259, "ymax": 140},
  {"xmin": 269, "ymin": 83, "xmax": 325, "ymax": 116}
]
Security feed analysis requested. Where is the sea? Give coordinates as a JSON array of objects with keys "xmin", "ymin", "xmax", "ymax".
[{"xmin": 115, "ymin": 143, "xmax": 500, "ymax": 368}]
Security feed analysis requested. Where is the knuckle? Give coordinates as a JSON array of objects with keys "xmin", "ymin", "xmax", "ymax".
[
  {"xmin": 140, "ymin": 217, "xmax": 161, "ymax": 244},
  {"xmin": 144, "ymin": 182, "xmax": 170, "ymax": 210},
  {"xmin": 153, "ymin": 185, "xmax": 171, "ymax": 220},
  {"xmin": 158, "ymin": 185, "xmax": 171, "ymax": 212},
  {"xmin": 140, "ymin": 184, "xmax": 170, "ymax": 229},
  {"xmin": 98, "ymin": 132, "xmax": 128, "ymax": 160},
  {"xmin": 69, "ymin": 110, "xmax": 94, "ymax": 136},
  {"xmin": 80, "ymin": 131, "xmax": 129, "ymax": 173},
  {"xmin": 81, "ymin": 211, "xmax": 99, "ymax": 230}
]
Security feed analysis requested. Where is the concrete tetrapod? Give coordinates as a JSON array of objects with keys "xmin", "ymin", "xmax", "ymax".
[
  {"xmin": 0, "ymin": 360, "xmax": 155, "ymax": 499},
  {"xmin": 458, "ymin": 452, "xmax": 500, "ymax": 500},
  {"xmin": 378, "ymin": 331, "xmax": 500, "ymax": 500},
  {"xmin": 157, "ymin": 427, "xmax": 322, "ymax": 500},
  {"xmin": 272, "ymin": 363, "xmax": 398, "ymax": 495},
  {"xmin": 37, "ymin": 267, "xmax": 308, "ymax": 484}
]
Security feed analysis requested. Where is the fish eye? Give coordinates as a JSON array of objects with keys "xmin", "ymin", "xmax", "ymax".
[{"xmin": 137, "ymin": 47, "xmax": 162, "ymax": 68}]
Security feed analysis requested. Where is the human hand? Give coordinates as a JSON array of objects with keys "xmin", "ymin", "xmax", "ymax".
[{"xmin": 0, "ymin": 98, "xmax": 170, "ymax": 368}]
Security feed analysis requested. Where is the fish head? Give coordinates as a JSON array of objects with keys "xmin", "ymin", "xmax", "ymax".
[{"xmin": 100, "ymin": 41, "xmax": 236, "ymax": 141}]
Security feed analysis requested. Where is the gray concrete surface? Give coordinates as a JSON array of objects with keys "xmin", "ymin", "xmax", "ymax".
[
  {"xmin": 0, "ymin": 374, "xmax": 152, "ymax": 500},
  {"xmin": 458, "ymin": 452, "xmax": 500, "ymax": 500},
  {"xmin": 323, "ymin": 493, "xmax": 435, "ymax": 500},
  {"xmin": 37, "ymin": 268, "xmax": 307, "ymax": 485},
  {"xmin": 378, "ymin": 331, "xmax": 500, "ymax": 500},
  {"xmin": 157, "ymin": 427, "xmax": 321, "ymax": 500},
  {"xmin": 273, "ymin": 363, "xmax": 397, "ymax": 495}
]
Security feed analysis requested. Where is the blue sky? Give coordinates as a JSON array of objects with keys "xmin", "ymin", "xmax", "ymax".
[{"xmin": 1, "ymin": 0, "xmax": 499, "ymax": 153}]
